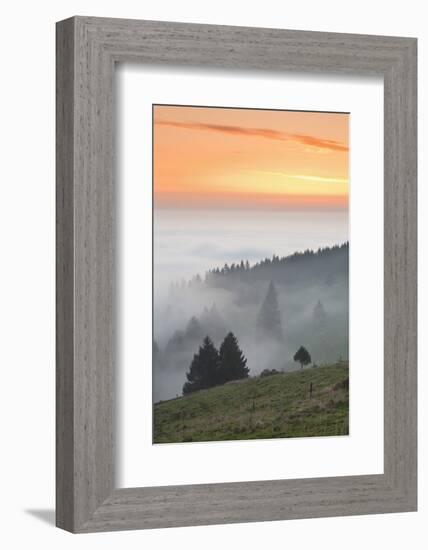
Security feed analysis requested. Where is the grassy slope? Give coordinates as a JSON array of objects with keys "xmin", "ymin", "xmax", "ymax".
[{"xmin": 153, "ymin": 362, "xmax": 349, "ymax": 443}]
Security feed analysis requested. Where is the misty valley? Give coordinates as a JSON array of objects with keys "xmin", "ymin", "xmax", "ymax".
[
  {"xmin": 153, "ymin": 242, "xmax": 349, "ymax": 442},
  {"xmin": 154, "ymin": 242, "xmax": 348, "ymax": 400}
]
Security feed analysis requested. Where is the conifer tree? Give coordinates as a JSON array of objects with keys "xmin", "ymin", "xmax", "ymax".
[
  {"xmin": 153, "ymin": 340, "xmax": 162, "ymax": 370},
  {"xmin": 185, "ymin": 316, "xmax": 203, "ymax": 340},
  {"xmin": 218, "ymin": 332, "xmax": 249, "ymax": 383},
  {"xmin": 182, "ymin": 336, "xmax": 220, "ymax": 394},
  {"xmin": 256, "ymin": 281, "xmax": 282, "ymax": 340},
  {"xmin": 312, "ymin": 300, "xmax": 327, "ymax": 326}
]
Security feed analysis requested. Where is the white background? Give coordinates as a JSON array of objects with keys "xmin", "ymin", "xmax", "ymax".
[
  {"xmin": 0, "ymin": 1, "xmax": 425, "ymax": 549},
  {"xmin": 118, "ymin": 67, "xmax": 384, "ymax": 487}
]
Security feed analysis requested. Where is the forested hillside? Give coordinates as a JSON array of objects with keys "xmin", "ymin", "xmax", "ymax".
[{"xmin": 154, "ymin": 243, "xmax": 349, "ymax": 402}]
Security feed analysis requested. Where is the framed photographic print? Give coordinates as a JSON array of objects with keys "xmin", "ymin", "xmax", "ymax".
[{"xmin": 56, "ymin": 17, "xmax": 417, "ymax": 532}]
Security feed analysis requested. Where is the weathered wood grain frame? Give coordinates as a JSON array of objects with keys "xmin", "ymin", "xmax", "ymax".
[{"xmin": 56, "ymin": 16, "xmax": 417, "ymax": 533}]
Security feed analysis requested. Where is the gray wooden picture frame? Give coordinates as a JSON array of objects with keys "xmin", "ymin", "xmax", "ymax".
[{"xmin": 56, "ymin": 16, "xmax": 417, "ymax": 533}]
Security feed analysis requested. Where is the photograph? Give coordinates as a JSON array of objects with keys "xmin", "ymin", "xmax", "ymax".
[{"xmin": 152, "ymin": 104, "xmax": 350, "ymax": 444}]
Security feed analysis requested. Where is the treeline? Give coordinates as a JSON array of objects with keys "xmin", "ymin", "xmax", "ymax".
[
  {"xmin": 206, "ymin": 242, "xmax": 348, "ymax": 287},
  {"xmin": 183, "ymin": 332, "xmax": 249, "ymax": 395},
  {"xmin": 207, "ymin": 243, "xmax": 348, "ymax": 279},
  {"xmin": 168, "ymin": 242, "xmax": 349, "ymax": 292}
]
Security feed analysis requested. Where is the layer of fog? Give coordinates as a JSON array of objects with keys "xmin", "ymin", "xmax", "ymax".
[
  {"xmin": 154, "ymin": 208, "xmax": 348, "ymax": 293},
  {"xmin": 153, "ymin": 209, "xmax": 349, "ymax": 402}
]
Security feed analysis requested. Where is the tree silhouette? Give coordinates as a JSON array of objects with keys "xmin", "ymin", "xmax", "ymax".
[
  {"xmin": 185, "ymin": 316, "xmax": 204, "ymax": 340},
  {"xmin": 218, "ymin": 332, "xmax": 249, "ymax": 383},
  {"xmin": 312, "ymin": 300, "xmax": 327, "ymax": 326},
  {"xmin": 257, "ymin": 281, "xmax": 282, "ymax": 340},
  {"xmin": 293, "ymin": 346, "xmax": 311, "ymax": 369},
  {"xmin": 183, "ymin": 336, "xmax": 220, "ymax": 395},
  {"xmin": 153, "ymin": 340, "xmax": 163, "ymax": 370}
]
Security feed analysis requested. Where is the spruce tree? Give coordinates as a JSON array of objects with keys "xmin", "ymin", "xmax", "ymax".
[
  {"xmin": 312, "ymin": 300, "xmax": 327, "ymax": 326},
  {"xmin": 218, "ymin": 332, "xmax": 249, "ymax": 383},
  {"xmin": 185, "ymin": 316, "xmax": 204, "ymax": 340},
  {"xmin": 256, "ymin": 281, "xmax": 282, "ymax": 340},
  {"xmin": 153, "ymin": 340, "xmax": 163, "ymax": 370},
  {"xmin": 182, "ymin": 336, "xmax": 220, "ymax": 394}
]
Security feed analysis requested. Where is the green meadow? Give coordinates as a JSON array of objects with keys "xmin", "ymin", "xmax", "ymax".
[{"xmin": 153, "ymin": 362, "xmax": 349, "ymax": 444}]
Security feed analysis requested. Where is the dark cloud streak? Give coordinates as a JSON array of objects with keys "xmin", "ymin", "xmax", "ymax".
[{"xmin": 155, "ymin": 119, "xmax": 348, "ymax": 152}]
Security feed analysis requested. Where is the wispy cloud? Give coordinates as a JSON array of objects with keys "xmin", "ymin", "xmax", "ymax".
[
  {"xmin": 258, "ymin": 172, "xmax": 348, "ymax": 184},
  {"xmin": 155, "ymin": 119, "xmax": 348, "ymax": 152}
]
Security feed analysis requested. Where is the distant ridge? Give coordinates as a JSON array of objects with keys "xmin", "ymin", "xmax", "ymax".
[
  {"xmin": 203, "ymin": 241, "xmax": 348, "ymax": 288},
  {"xmin": 169, "ymin": 242, "xmax": 349, "ymax": 291}
]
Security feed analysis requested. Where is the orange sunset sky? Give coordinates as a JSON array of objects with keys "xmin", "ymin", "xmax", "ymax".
[{"xmin": 153, "ymin": 105, "xmax": 349, "ymax": 210}]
